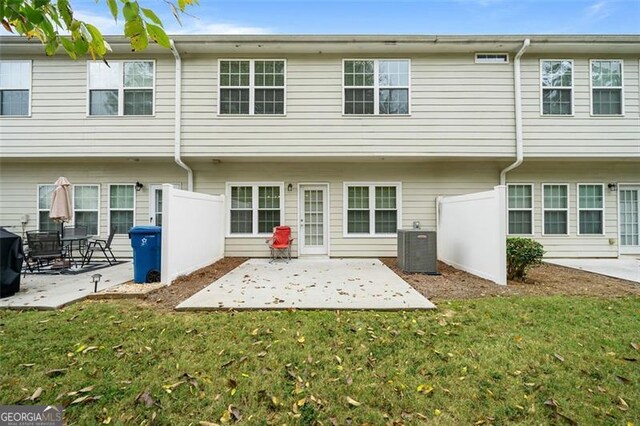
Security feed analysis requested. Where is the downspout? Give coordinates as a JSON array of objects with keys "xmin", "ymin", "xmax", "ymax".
[
  {"xmin": 499, "ymin": 38, "xmax": 530, "ymax": 185},
  {"xmin": 169, "ymin": 39, "xmax": 194, "ymax": 191}
]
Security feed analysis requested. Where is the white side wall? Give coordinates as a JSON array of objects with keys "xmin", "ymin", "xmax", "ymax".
[
  {"xmin": 437, "ymin": 186, "xmax": 507, "ymax": 285},
  {"xmin": 160, "ymin": 185, "xmax": 225, "ymax": 284}
]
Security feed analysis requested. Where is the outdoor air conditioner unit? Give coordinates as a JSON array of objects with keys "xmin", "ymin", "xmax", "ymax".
[{"xmin": 397, "ymin": 229, "xmax": 438, "ymax": 274}]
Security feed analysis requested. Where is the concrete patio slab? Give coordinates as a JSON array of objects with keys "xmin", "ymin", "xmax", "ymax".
[
  {"xmin": 0, "ymin": 262, "xmax": 134, "ymax": 310},
  {"xmin": 546, "ymin": 258, "xmax": 640, "ymax": 283},
  {"xmin": 176, "ymin": 258, "xmax": 436, "ymax": 310}
]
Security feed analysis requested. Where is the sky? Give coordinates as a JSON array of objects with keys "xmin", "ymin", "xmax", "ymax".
[{"xmin": 73, "ymin": 0, "xmax": 640, "ymax": 35}]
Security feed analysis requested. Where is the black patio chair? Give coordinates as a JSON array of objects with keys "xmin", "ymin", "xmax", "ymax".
[
  {"xmin": 24, "ymin": 230, "xmax": 63, "ymax": 273},
  {"xmin": 81, "ymin": 227, "xmax": 117, "ymax": 267}
]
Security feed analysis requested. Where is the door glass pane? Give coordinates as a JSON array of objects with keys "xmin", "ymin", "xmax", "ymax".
[
  {"xmin": 304, "ymin": 189, "xmax": 323, "ymax": 246},
  {"xmin": 619, "ymin": 189, "xmax": 639, "ymax": 246},
  {"xmin": 155, "ymin": 188, "xmax": 163, "ymax": 226}
]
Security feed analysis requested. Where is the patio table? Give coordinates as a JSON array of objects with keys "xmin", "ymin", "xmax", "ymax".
[{"xmin": 61, "ymin": 235, "xmax": 90, "ymax": 267}]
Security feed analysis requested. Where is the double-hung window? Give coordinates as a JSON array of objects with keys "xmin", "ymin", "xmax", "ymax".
[
  {"xmin": 542, "ymin": 184, "xmax": 569, "ymax": 235},
  {"xmin": 219, "ymin": 60, "xmax": 285, "ymax": 115},
  {"xmin": 578, "ymin": 184, "xmax": 604, "ymax": 235},
  {"xmin": 345, "ymin": 183, "xmax": 400, "ymax": 236},
  {"xmin": 88, "ymin": 61, "xmax": 154, "ymax": 116},
  {"xmin": 541, "ymin": 60, "xmax": 573, "ymax": 115},
  {"xmin": 508, "ymin": 184, "xmax": 533, "ymax": 235},
  {"xmin": 0, "ymin": 60, "xmax": 31, "ymax": 116},
  {"xmin": 109, "ymin": 184, "xmax": 135, "ymax": 234},
  {"xmin": 37, "ymin": 184, "xmax": 58, "ymax": 232},
  {"xmin": 74, "ymin": 185, "xmax": 100, "ymax": 235},
  {"xmin": 343, "ymin": 59, "xmax": 410, "ymax": 115},
  {"xmin": 591, "ymin": 60, "xmax": 624, "ymax": 115},
  {"xmin": 228, "ymin": 183, "xmax": 284, "ymax": 235}
]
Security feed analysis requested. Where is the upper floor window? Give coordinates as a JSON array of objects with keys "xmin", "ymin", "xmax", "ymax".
[
  {"xmin": 88, "ymin": 61, "xmax": 154, "ymax": 116},
  {"xmin": 540, "ymin": 60, "xmax": 573, "ymax": 116},
  {"xmin": 343, "ymin": 59, "xmax": 410, "ymax": 115},
  {"xmin": 591, "ymin": 60, "xmax": 623, "ymax": 115},
  {"xmin": 219, "ymin": 60, "xmax": 286, "ymax": 115},
  {"xmin": 0, "ymin": 60, "xmax": 31, "ymax": 116},
  {"xmin": 475, "ymin": 53, "xmax": 509, "ymax": 64}
]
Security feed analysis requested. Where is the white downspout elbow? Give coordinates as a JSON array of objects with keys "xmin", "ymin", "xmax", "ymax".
[
  {"xmin": 170, "ymin": 39, "xmax": 193, "ymax": 191},
  {"xmin": 500, "ymin": 38, "xmax": 530, "ymax": 185}
]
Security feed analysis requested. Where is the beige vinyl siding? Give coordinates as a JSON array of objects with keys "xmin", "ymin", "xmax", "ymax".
[
  {"xmin": 0, "ymin": 161, "xmax": 187, "ymax": 257},
  {"xmin": 180, "ymin": 53, "xmax": 517, "ymax": 158},
  {"xmin": 509, "ymin": 161, "xmax": 639, "ymax": 257},
  {"xmin": 521, "ymin": 55, "xmax": 640, "ymax": 158},
  {"xmin": 190, "ymin": 161, "xmax": 502, "ymax": 257},
  {"xmin": 0, "ymin": 55, "xmax": 176, "ymax": 158}
]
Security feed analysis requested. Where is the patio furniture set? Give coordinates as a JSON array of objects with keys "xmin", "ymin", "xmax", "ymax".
[{"xmin": 24, "ymin": 226, "xmax": 117, "ymax": 274}]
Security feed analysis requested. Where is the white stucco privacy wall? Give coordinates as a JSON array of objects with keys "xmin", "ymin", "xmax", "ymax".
[
  {"xmin": 160, "ymin": 185, "xmax": 225, "ymax": 284},
  {"xmin": 437, "ymin": 186, "xmax": 507, "ymax": 285}
]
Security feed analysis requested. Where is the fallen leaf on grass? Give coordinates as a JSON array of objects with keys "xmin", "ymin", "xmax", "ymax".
[
  {"xmin": 134, "ymin": 390, "xmax": 157, "ymax": 408},
  {"xmin": 19, "ymin": 363, "xmax": 35, "ymax": 368},
  {"xmin": 45, "ymin": 369, "xmax": 68, "ymax": 378},
  {"xmin": 617, "ymin": 397, "xmax": 629, "ymax": 411},
  {"xmin": 554, "ymin": 353, "xmax": 565, "ymax": 363},
  {"xmin": 346, "ymin": 396, "xmax": 361, "ymax": 407},
  {"xmin": 71, "ymin": 394, "xmax": 102, "ymax": 405},
  {"xmin": 616, "ymin": 376, "xmax": 631, "ymax": 385},
  {"xmin": 631, "ymin": 342, "xmax": 639, "ymax": 351},
  {"xmin": 199, "ymin": 422, "xmax": 220, "ymax": 426},
  {"xmin": 297, "ymin": 336, "xmax": 305, "ymax": 343},
  {"xmin": 82, "ymin": 346, "xmax": 99, "ymax": 354},
  {"xmin": 544, "ymin": 399, "xmax": 559, "ymax": 409},
  {"xmin": 416, "ymin": 384, "xmax": 434, "ymax": 395},
  {"xmin": 29, "ymin": 387, "xmax": 43, "ymax": 402}
]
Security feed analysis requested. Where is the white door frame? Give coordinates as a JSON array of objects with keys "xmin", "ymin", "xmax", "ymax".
[
  {"xmin": 618, "ymin": 183, "xmax": 640, "ymax": 255},
  {"xmin": 149, "ymin": 183, "xmax": 181, "ymax": 226},
  {"xmin": 298, "ymin": 183, "xmax": 330, "ymax": 256}
]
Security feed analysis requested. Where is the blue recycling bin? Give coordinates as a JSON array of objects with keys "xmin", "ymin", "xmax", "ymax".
[{"xmin": 129, "ymin": 226, "xmax": 162, "ymax": 283}]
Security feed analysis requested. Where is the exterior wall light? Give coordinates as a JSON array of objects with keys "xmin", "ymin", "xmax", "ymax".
[
  {"xmin": 608, "ymin": 183, "xmax": 617, "ymax": 191},
  {"xmin": 135, "ymin": 181, "xmax": 144, "ymax": 192},
  {"xmin": 287, "ymin": 183, "xmax": 293, "ymax": 192}
]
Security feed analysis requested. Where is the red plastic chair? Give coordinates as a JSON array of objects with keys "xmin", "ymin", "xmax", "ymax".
[{"xmin": 265, "ymin": 226, "xmax": 294, "ymax": 263}]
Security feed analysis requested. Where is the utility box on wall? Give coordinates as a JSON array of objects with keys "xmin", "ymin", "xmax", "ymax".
[{"xmin": 397, "ymin": 229, "xmax": 438, "ymax": 274}]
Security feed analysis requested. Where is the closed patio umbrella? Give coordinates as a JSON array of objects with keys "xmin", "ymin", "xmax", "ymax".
[{"xmin": 49, "ymin": 177, "xmax": 73, "ymax": 235}]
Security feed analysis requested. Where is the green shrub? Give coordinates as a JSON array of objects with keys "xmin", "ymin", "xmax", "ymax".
[{"xmin": 506, "ymin": 237, "xmax": 545, "ymax": 281}]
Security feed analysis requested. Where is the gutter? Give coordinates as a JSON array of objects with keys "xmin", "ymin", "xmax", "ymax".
[
  {"xmin": 500, "ymin": 38, "xmax": 530, "ymax": 185},
  {"xmin": 169, "ymin": 39, "xmax": 194, "ymax": 191}
]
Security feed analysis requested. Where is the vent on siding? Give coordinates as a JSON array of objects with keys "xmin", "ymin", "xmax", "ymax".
[{"xmin": 475, "ymin": 53, "xmax": 509, "ymax": 63}]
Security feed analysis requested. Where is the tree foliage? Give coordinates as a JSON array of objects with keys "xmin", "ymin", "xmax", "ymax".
[{"xmin": 1, "ymin": 0, "xmax": 197, "ymax": 59}]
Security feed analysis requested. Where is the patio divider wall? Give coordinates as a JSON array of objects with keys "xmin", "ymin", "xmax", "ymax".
[
  {"xmin": 160, "ymin": 185, "xmax": 225, "ymax": 285},
  {"xmin": 436, "ymin": 185, "xmax": 507, "ymax": 285}
]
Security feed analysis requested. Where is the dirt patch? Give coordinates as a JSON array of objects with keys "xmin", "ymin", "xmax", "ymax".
[
  {"xmin": 139, "ymin": 257, "xmax": 248, "ymax": 310},
  {"xmin": 381, "ymin": 258, "xmax": 640, "ymax": 302}
]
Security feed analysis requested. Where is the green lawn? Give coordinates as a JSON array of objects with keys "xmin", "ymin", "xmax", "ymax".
[{"xmin": 1, "ymin": 297, "xmax": 638, "ymax": 425}]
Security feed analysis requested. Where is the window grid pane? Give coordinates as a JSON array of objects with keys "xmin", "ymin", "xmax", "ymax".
[
  {"xmin": 543, "ymin": 185, "xmax": 567, "ymax": 209},
  {"xmin": 347, "ymin": 210, "xmax": 370, "ymax": 234},
  {"xmin": 220, "ymin": 60, "xmax": 250, "ymax": 87},
  {"xmin": 254, "ymin": 60, "xmax": 285, "ymax": 87},
  {"xmin": 0, "ymin": 61, "xmax": 30, "ymax": 88},
  {"xmin": 544, "ymin": 211, "xmax": 567, "ymax": 235},
  {"xmin": 579, "ymin": 211, "xmax": 603, "ymax": 235},
  {"xmin": 542, "ymin": 88, "xmax": 572, "ymax": 115},
  {"xmin": 39, "ymin": 185, "xmax": 56, "ymax": 209},
  {"xmin": 90, "ymin": 90, "xmax": 118, "ymax": 116},
  {"xmin": 124, "ymin": 89, "xmax": 153, "ymax": 115},
  {"xmin": 76, "ymin": 211, "xmax": 99, "ymax": 235},
  {"xmin": 254, "ymin": 88, "xmax": 284, "ymax": 115},
  {"xmin": 110, "ymin": 185, "xmax": 134, "ymax": 209},
  {"xmin": 258, "ymin": 210, "xmax": 280, "ymax": 234},
  {"xmin": 592, "ymin": 88, "xmax": 622, "ymax": 115},
  {"xmin": 508, "ymin": 185, "xmax": 532, "ymax": 209},
  {"xmin": 344, "ymin": 60, "xmax": 374, "ymax": 87},
  {"xmin": 110, "ymin": 211, "xmax": 133, "ymax": 234},
  {"xmin": 220, "ymin": 88, "xmax": 250, "ymax": 115},
  {"xmin": 0, "ymin": 90, "xmax": 29, "ymax": 116},
  {"xmin": 579, "ymin": 185, "xmax": 603, "ymax": 209},
  {"xmin": 379, "ymin": 88, "xmax": 408, "ymax": 115},
  {"xmin": 541, "ymin": 60, "xmax": 572, "ymax": 115},
  {"xmin": 230, "ymin": 210, "xmax": 252, "ymax": 234},
  {"xmin": 348, "ymin": 186, "xmax": 369, "ymax": 209},
  {"xmin": 231, "ymin": 186, "xmax": 252, "ymax": 209},
  {"xmin": 345, "ymin": 88, "xmax": 374, "ymax": 115},
  {"xmin": 258, "ymin": 186, "xmax": 280, "ymax": 209},
  {"xmin": 375, "ymin": 186, "xmax": 396, "ymax": 209},
  {"xmin": 375, "ymin": 210, "xmax": 397, "ymax": 234},
  {"xmin": 508, "ymin": 211, "xmax": 532, "ymax": 235},
  {"xmin": 124, "ymin": 62, "xmax": 153, "ymax": 88}
]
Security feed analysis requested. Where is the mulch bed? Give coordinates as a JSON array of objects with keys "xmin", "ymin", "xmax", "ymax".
[
  {"xmin": 123, "ymin": 256, "xmax": 638, "ymax": 311},
  {"xmin": 139, "ymin": 257, "xmax": 248, "ymax": 310},
  {"xmin": 381, "ymin": 257, "xmax": 640, "ymax": 302}
]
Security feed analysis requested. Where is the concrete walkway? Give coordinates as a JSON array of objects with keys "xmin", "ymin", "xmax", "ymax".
[
  {"xmin": 176, "ymin": 258, "xmax": 435, "ymax": 310},
  {"xmin": 546, "ymin": 258, "xmax": 640, "ymax": 283},
  {"xmin": 0, "ymin": 262, "xmax": 133, "ymax": 310}
]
